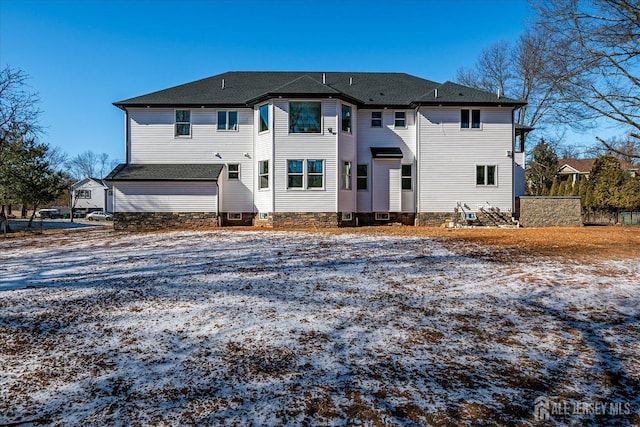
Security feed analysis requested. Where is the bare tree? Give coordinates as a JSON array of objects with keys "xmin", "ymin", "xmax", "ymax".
[
  {"xmin": 533, "ymin": 0, "xmax": 640, "ymax": 158},
  {"xmin": 66, "ymin": 150, "xmax": 116, "ymax": 180}
]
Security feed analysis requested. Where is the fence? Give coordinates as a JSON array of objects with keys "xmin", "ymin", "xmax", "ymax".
[{"xmin": 582, "ymin": 211, "xmax": 640, "ymax": 225}]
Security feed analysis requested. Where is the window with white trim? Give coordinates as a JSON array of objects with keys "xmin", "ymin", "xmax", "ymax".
[
  {"xmin": 227, "ymin": 212, "xmax": 242, "ymax": 220},
  {"xmin": 287, "ymin": 159, "xmax": 325, "ymax": 189},
  {"xmin": 259, "ymin": 104, "xmax": 269, "ymax": 133},
  {"xmin": 227, "ymin": 163, "xmax": 240, "ymax": 180},
  {"xmin": 76, "ymin": 190, "xmax": 91, "ymax": 199},
  {"xmin": 218, "ymin": 110, "xmax": 238, "ymax": 131},
  {"xmin": 375, "ymin": 212, "xmax": 390, "ymax": 220},
  {"xmin": 258, "ymin": 160, "xmax": 269, "ymax": 189},
  {"xmin": 357, "ymin": 164, "xmax": 368, "ymax": 190},
  {"xmin": 341, "ymin": 104, "xmax": 352, "ymax": 133},
  {"xmin": 401, "ymin": 164, "xmax": 412, "ymax": 190},
  {"xmin": 175, "ymin": 110, "xmax": 191, "ymax": 136},
  {"xmin": 394, "ymin": 111, "xmax": 406, "ymax": 128},
  {"xmin": 341, "ymin": 161, "xmax": 352, "ymax": 190},
  {"xmin": 287, "ymin": 159, "xmax": 304, "ymax": 189},
  {"xmin": 461, "ymin": 109, "xmax": 481, "ymax": 129},
  {"xmin": 371, "ymin": 111, "xmax": 382, "ymax": 128},
  {"xmin": 289, "ymin": 101, "xmax": 321, "ymax": 133},
  {"xmin": 476, "ymin": 165, "xmax": 497, "ymax": 186}
]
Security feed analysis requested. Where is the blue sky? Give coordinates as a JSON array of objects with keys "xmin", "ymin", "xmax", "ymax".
[{"xmin": 2, "ymin": 0, "xmax": 535, "ymax": 164}]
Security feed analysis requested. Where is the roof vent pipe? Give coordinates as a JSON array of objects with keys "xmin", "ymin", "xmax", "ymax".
[
  {"xmin": 349, "ymin": 77, "xmax": 353, "ymax": 86},
  {"xmin": 497, "ymin": 88, "xmax": 501, "ymax": 99},
  {"xmin": 322, "ymin": 73, "xmax": 326, "ymax": 84},
  {"xmin": 221, "ymin": 79, "xmax": 225, "ymax": 89},
  {"xmin": 434, "ymin": 88, "xmax": 438, "ymax": 98}
]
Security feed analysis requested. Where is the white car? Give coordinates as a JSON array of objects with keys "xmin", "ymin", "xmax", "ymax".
[{"xmin": 86, "ymin": 211, "xmax": 113, "ymax": 221}]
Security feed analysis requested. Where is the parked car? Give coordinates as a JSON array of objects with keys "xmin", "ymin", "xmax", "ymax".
[
  {"xmin": 86, "ymin": 211, "xmax": 113, "ymax": 221},
  {"xmin": 35, "ymin": 209, "xmax": 62, "ymax": 219}
]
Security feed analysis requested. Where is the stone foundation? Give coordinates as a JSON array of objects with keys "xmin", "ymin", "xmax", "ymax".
[
  {"xmin": 415, "ymin": 212, "xmax": 458, "ymax": 227},
  {"xmin": 270, "ymin": 212, "xmax": 340, "ymax": 228},
  {"xmin": 114, "ymin": 212, "xmax": 219, "ymax": 231},
  {"xmin": 517, "ymin": 196, "xmax": 582, "ymax": 227}
]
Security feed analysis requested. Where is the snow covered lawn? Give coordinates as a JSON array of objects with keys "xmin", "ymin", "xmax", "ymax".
[{"xmin": 1, "ymin": 229, "xmax": 638, "ymax": 426}]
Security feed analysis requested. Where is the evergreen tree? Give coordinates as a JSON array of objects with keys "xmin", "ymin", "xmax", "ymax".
[
  {"xmin": 549, "ymin": 177, "xmax": 559, "ymax": 196},
  {"xmin": 526, "ymin": 138, "xmax": 558, "ymax": 196},
  {"xmin": 588, "ymin": 154, "xmax": 628, "ymax": 211}
]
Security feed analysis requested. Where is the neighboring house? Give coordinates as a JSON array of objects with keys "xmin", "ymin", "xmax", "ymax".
[
  {"xmin": 106, "ymin": 71, "xmax": 529, "ymax": 229},
  {"xmin": 71, "ymin": 177, "xmax": 113, "ymax": 214},
  {"xmin": 558, "ymin": 158, "xmax": 639, "ymax": 183}
]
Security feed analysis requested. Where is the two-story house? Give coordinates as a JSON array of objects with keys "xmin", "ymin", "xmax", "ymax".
[{"xmin": 106, "ymin": 72, "xmax": 526, "ymax": 229}]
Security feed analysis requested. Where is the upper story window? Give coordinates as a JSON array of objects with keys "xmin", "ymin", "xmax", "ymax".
[
  {"xmin": 341, "ymin": 104, "xmax": 352, "ymax": 133},
  {"xmin": 218, "ymin": 111, "xmax": 238, "ymax": 131},
  {"xmin": 401, "ymin": 164, "xmax": 412, "ymax": 190},
  {"xmin": 259, "ymin": 104, "xmax": 269, "ymax": 133},
  {"xmin": 394, "ymin": 111, "xmax": 406, "ymax": 128},
  {"xmin": 227, "ymin": 163, "xmax": 240, "ymax": 180},
  {"xmin": 76, "ymin": 190, "xmax": 91, "ymax": 199},
  {"xmin": 371, "ymin": 111, "xmax": 382, "ymax": 128},
  {"xmin": 175, "ymin": 110, "xmax": 191, "ymax": 137},
  {"xmin": 259, "ymin": 160, "xmax": 269, "ymax": 189},
  {"xmin": 357, "ymin": 164, "xmax": 368, "ymax": 190},
  {"xmin": 476, "ymin": 165, "xmax": 496, "ymax": 186},
  {"xmin": 289, "ymin": 101, "xmax": 321, "ymax": 133},
  {"xmin": 461, "ymin": 109, "xmax": 481, "ymax": 129}
]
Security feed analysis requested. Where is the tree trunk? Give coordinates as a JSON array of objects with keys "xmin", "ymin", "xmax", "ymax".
[{"xmin": 0, "ymin": 204, "xmax": 11, "ymax": 234}]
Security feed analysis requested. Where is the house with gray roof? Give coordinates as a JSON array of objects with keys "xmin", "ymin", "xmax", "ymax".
[{"xmin": 106, "ymin": 71, "xmax": 527, "ymax": 229}]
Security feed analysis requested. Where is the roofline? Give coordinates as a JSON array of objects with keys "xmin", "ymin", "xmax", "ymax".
[{"xmin": 105, "ymin": 177, "xmax": 219, "ymax": 182}]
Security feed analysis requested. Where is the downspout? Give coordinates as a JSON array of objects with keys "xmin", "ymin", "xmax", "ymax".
[
  {"xmin": 511, "ymin": 108, "xmax": 516, "ymax": 215},
  {"xmin": 125, "ymin": 109, "xmax": 130, "ymax": 164},
  {"xmin": 252, "ymin": 105, "xmax": 256, "ymax": 224},
  {"xmin": 414, "ymin": 105, "xmax": 420, "ymax": 224},
  {"xmin": 216, "ymin": 180, "xmax": 220, "ymax": 226}
]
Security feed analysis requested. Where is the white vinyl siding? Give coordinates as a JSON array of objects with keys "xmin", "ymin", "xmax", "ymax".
[
  {"xmin": 254, "ymin": 103, "xmax": 273, "ymax": 213},
  {"xmin": 372, "ymin": 160, "xmax": 402, "ymax": 212},
  {"xmin": 72, "ymin": 179, "xmax": 109, "ymax": 211},
  {"xmin": 273, "ymin": 99, "xmax": 337, "ymax": 212},
  {"xmin": 113, "ymin": 181, "xmax": 217, "ymax": 213},
  {"xmin": 418, "ymin": 106, "xmax": 513, "ymax": 213}
]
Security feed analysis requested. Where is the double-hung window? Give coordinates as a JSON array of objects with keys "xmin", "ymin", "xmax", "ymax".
[
  {"xmin": 259, "ymin": 104, "xmax": 269, "ymax": 133},
  {"xmin": 341, "ymin": 104, "xmax": 352, "ymax": 133},
  {"xmin": 461, "ymin": 109, "xmax": 481, "ymax": 129},
  {"xmin": 175, "ymin": 110, "xmax": 191, "ymax": 136},
  {"xmin": 227, "ymin": 163, "xmax": 240, "ymax": 180},
  {"xmin": 289, "ymin": 101, "xmax": 321, "ymax": 133},
  {"xmin": 341, "ymin": 161, "xmax": 352, "ymax": 190},
  {"xmin": 76, "ymin": 190, "xmax": 91, "ymax": 199},
  {"xmin": 287, "ymin": 159, "xmax": 324, "ymax": 189},
  {"xmin": 476, "ymin": 165, "xmax": 497, "ymax": 186},
  {"xmin": 218, "ymin": 111, "xmax": 238, "ymax": 131},
  {"xmin": 259, "ymin": 160, "xmax": 269, "ymax": 189},
  {"xmin": 394, "ymin": 111, "xmax": 406, "ymax": 128},
  {"xmin": 357, "ymin": 164, "xmax": 368, "ymax": 190},
  {"xmin": 401, "ymin": 164, "xmax": 412, "ymax": 190},
  {"xmin": 371, "ymin": 111, "xmax": 382, "ymax": 128}
]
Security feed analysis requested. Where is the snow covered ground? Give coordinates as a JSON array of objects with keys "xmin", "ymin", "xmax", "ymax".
[{"xmin": 0, "ymin": 229, "xmax": 638, "ymax": 426}]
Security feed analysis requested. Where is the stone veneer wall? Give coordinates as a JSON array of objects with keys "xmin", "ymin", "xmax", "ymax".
[
  {"xmin": 518, "ymin": 196, "xmax": 582, "ymax": 227},
  {"xmin": 415, "ymin": 212, "xmax": 457, "ymax": 227},
  {"xmin": 270, "ymin": 212, "xmax": 340, "ymax": 228},
  {"xmin": 114, "ymin": 212, "xmax": 218, "ymax": 231}
]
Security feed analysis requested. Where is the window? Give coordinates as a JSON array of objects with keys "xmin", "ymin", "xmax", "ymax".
[
  {"xmin": 341, "ymin": 104, "xmax": 352, "ymax": 133},
  {"xmin": 401, "ymin": 164, "xmax": 412, "ymax": 190},
  {"xmin": 227, "ymin": 212, "xmax": 242, "ymax": 220},
  {"xmin": 461, "ymin": 109, "xmax": 481, "ymax": 129},
  {"xmin": 227, "ymin": 163, "xmax": 239, "ymax": 180},
  {"xmin": 76, "ymin": 190, "xmax": 91, "ymax": 199},
  {"xmin": 307, "ymin": 160, "xmax": 324, "ymax": 189},
  {"xmin": 287, "ymin": 159, "xmax": 324, "ymax": 189},
  {"xmin": 259, "ymin": 160, "xmax": 269, "ymax": 189},
  {"xmin": 357, "ymin": 164, "xmax": 368, "ymax": 190},
  {"xmin": 476, "ymin": 165, "xmax": 497, "ymax": 186},
  {"xmin": 218, "ymin": 111, "xmax": 238, "ymax": 131},
  {"xmin": 341, "ymin": 161, "xmax": 352, "ymax": 190},
  {"xmin": 259, "ymin": 212, "xmax": 269, "ymax": 220},
  {"xmin": 394, "ymin": 111, "xmax": 406, "ymax": 128},
  {"xmin": 289, "ymin": 101, "xmax": 321, "ymax": 133},
  {"xmin": 371, "ymin": 111, "xmax": 382, "ymax": 128},
  {"xmin": 375, "ymin": 212, "xmax": 390, "ymax": 221},
  {"xmin": 341, "ymin": 212, "xmax": 353, "ymax": 221},
  {"xmin": 259, "ymin": 104, "xmax": 269, "ymax": 133},
  {"xmin": 287, "ymin": 160, "xmax": 304, "ymax": 188},
  {"xmin": 175, "ymin": 110, "xmax": 191, "ymax": 136}
]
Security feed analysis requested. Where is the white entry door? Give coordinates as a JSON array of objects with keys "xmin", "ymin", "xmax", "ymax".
[{"xmin": 372, "ymin": 159, "xmax": 401, "ymax": 212}]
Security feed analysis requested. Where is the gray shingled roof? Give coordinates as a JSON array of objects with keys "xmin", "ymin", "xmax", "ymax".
[
  {"xmin": 114, "ymin": 72, "xmax": 524, "ymax": 109},
  {"xmin": 105, "ymin": 164, "xmax": 224, "ymax": 181}
]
